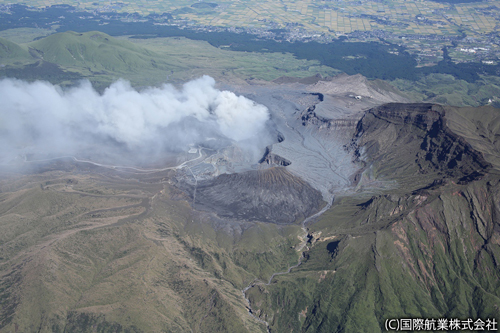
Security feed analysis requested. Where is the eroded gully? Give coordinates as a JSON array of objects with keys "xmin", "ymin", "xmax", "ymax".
[{"xmin": 241, "ymin": 198, "xmax": 333, "ymax": 333}]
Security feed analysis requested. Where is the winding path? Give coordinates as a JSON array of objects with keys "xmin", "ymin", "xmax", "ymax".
[
  {"xmin": 15, "ymin": 148, "xmax": 205, "ymax": 174},
  {"xmin": 241, "ymin": 198, "xmax": 333, "ymax": 332},
  {"xmin": 16, "ymin": 144, "xmax": 335, "ymax": 332}
]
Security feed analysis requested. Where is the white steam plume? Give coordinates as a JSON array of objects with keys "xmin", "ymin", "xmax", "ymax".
[{"xmin": 0, "ymin": 76, "xmax": 272, "ymax": 165}]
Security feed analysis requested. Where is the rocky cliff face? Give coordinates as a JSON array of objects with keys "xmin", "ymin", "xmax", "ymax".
[
  {"xmin": 3, "ymin": 75, "xmax": 500, "ymax": 333},
  {"xmin": 258, "ymin": 148, "xmax": 291, "ymax": 167},
  {"xmin": 351, "ymin": 103, "xmax": 491, "ymax": 188},
  {"xmin": 301, "ymin": 105, "xmax": 359, "ymax": 130},
  {"xmin": 246, "ymin": 102, "xmax": 500, "ymax": 332}
]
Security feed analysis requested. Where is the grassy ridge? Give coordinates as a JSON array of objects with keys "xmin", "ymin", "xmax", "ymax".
[
  {"xmin": 0, "ymin": 172, "xmax": 304, "ymax": 332},
  {"xmin": 249, "ymin": 180, "xmax": 500, "ymax": 332},
  {"xmin": 246, "ymin": 104, "xmax": 500, "ymax": 332},
  {"xmin": 0, "ymin": 30, "xmax": 341, "ymax": 89},
  {"xmin": 392, "ymin": 74, "xmax": 500, "ymax": 107},
  {"xmin": 0, "ymin": 37, "xmax": 32, "ymax": 64},
  {"xmin": 2, "ymin": 30, "xmax": 500, "ymax": 108},
  {"xmin": 26, "ymin": 31, "xmax": 184, "ymax": 89},
  {"xmin": 28, "ymin": 31, "xmax": 160, "ymax": 70}
]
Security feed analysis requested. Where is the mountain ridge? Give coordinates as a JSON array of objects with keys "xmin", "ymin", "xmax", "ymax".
[
  {"xmin": 0, "ymin": 75, "xmax": 499, "ymax": 332},
  {"xmin": 245, "ymin": 102, "xmax": 500, "ymax": 332}
]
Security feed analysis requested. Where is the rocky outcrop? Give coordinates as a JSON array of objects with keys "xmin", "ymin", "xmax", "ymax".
[
  {"xmin": 301, "ymin": 106, "xmax": 359, "ymax": 129},
  {"xmin": 352, "ymin": 103, "xmax": 491, "ymax": 185},
  {"xmin": 258, "ymin": 147, "xmax": 291, "ymax": 167},
  {"xmin": 247, "ymin": 103, "xmax": 500, "ymax": 333}
]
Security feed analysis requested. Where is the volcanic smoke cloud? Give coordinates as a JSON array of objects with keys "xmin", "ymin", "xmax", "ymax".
[{"xmin": 0, "ymin": 76, "xmax": 272, "ymax": 165}]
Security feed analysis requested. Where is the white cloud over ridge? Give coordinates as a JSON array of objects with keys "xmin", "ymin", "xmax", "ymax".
[{"xmin": 0, "ymin": 76, "xmax": 272, "ymax": 164}]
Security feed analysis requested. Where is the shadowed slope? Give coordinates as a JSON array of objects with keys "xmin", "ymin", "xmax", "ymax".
[
  {"xmin": 246, "ymin": 103, "xmax": 500, "ymax": 332},
  {"xmin": 190, "ymin": 167, "xmax": 325, "ymax": 224}
]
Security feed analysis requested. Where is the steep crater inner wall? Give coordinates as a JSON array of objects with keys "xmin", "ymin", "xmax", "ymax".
[{"xmin": 187, "ymin": 167, "xmax": 325, "ymax": 224}]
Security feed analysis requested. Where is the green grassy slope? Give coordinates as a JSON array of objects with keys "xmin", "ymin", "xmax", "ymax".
[
  {"xmin": 445, "ymin": 105, "xmax": 500, "ymax": 169},
  {"xmin": 2, "ymin": 29, "xmax": 500, "ymax": 108},
  {"xmin": 246, "ymin": 103, "xmax": 500, "ymax": 332},
  {"xmin": 392, "ymin": 74, "xmax": 500, "ymax": 107},
  {"xmin": 1, "ymin": 30, "xmax": 340, "ymax": 88},
  {"xmin": 29, "ymin": 31, "xmax": 162, "ymax": 72},
  {"xmin": 0, "ymin": 37, "xmax": 32, "ymax": 64},
  {"xmin": 26, "ymin": 31, "xmax": 184, "ymax": 88},
  {"xmin": 129, "ymin": 36, "xmax": 340, "ymax": 84},
  {"xmin": 0, "ymin": 172, "xmax": 302, "ymax": 332}
]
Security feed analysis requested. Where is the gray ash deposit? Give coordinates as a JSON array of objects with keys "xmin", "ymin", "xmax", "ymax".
[
  {"xmin": 9, "ymin": 74, "xmax": 410, "ymax": 225},
  {"xmin": 171, "ymin": 76, "xmax": 410, "ymax": 224},
  {"xmin": 186, "ymin": 167, "xmax": 325, "ymax": 224}
]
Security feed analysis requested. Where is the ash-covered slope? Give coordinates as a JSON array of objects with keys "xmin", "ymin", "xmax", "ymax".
[
  {"xmin": 174, "ymin": 83, "xmax": 369, "ymax": 224},
  {"xmin": 237, "ymin": 86, "xmax": 364, "ymax": 202},
  {"xmin": 246, "ymin": 102, "xmax": 500, "ymax": 332},
  {"xmin": 3, "ymin": 66, "xmax": 499, "ymax": 333},
  {"xmin": 188, "ymin": 167, "xmax": 324, "ymax": 224},
  {"xmin": 178, "ymin": 81, "xmax": 405, "ymax": 225},
  {"xmin": 309, "ymin": 73, "xmax": 409, "ymax": 105}
]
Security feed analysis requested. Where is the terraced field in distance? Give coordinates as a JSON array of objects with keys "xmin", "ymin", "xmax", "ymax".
[{"xmin": 2, "ymin": 0, "xmax": 498, "ymax": 37}]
